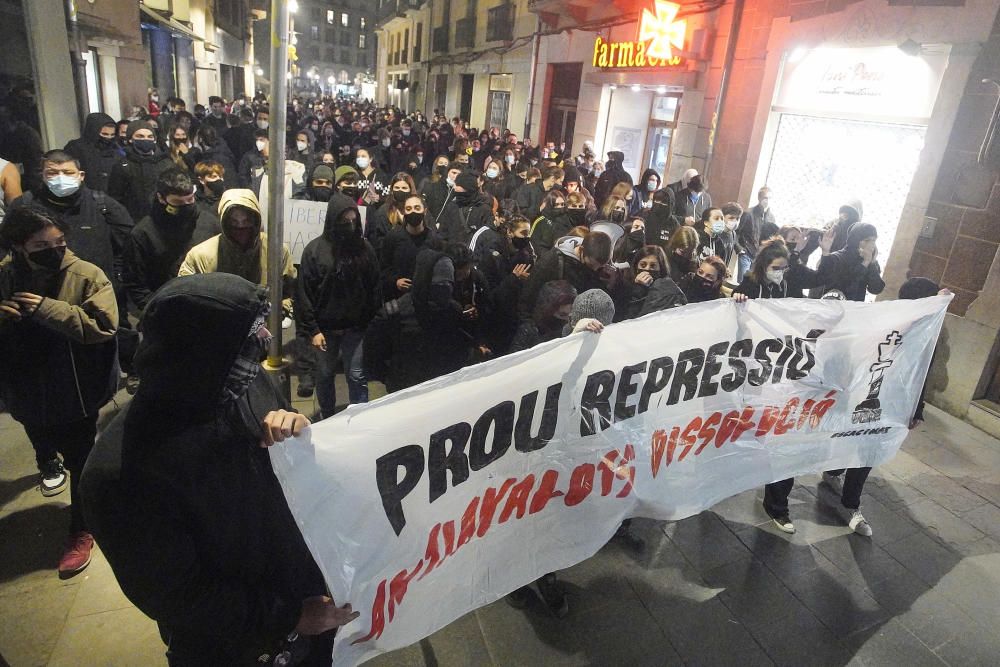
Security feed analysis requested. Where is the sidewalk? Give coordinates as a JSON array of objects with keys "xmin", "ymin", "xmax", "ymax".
[{"xmin": 2, "ymin": 395, "xmax": 1000, "ymax": 666}]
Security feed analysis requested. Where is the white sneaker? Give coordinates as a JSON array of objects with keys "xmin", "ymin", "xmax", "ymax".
[
  {"xmin": 39, "ymin": 459, "xmax": 68, "ymax": 497},
  {"xmin": 823, "ymin": 471, "xmax": 844, "ymax": 496},
  {"xmin": 282, "ymin": 317, "xmax": 293, "ymax": 330},
  {"xmin": 848, "ymin": 510, "xmax": 873, "ymax": 537}
]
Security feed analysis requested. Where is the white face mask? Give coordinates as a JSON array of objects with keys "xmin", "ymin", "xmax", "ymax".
[
  {"xmin": 766, "ymin": 268, "xmax": 786, "ymax": 285},
  {"xmin": 47, "ymin": 174, "xmax": 81, "ymax": 198},
  {"xmin": 505, "ymin": 155, "xmax": 515, "ymax": 165},
  {"xmin": 710, "ymin": 220, "xmax": 726, "ymax": 235},
  {"xmin": 647, "ymin": 180, "xmax": 657, "ymax": 192},
  {"xmin": 382, "ymin": 138, "xmax": 391, "ymax": 147},
  {"xmin": 446, "ymin": 177, "xmax": 455, "ymax": 187},
  {"xmin": 486, "ymin": 168, "xmax": 499, "ymax": 179},
  {"xmin": 257, "ymin": 120, "xmax": 269, "ymax": 130},
  {"xmin": 255, "ymin": 139, "xmax": 267, "ymax": 152},
  {"xmin": 356, "ymin": 156, "xmax": 370, "ymax": 170},
  {"xmin": 296, "ymin": 140, "xmax": 308, "ymax": 152}
]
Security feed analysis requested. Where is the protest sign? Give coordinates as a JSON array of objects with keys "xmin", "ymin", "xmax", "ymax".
[
  {"xmin": 258, "ymin": 175, "xmax": 367, "ymax": 263},
  {"xmin": 269, "ymin": 295, "xmax": 949, "ymax": 666}
]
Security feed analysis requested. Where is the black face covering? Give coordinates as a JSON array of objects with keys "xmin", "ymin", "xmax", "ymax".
[
  {"xmin": 436, "ymin": 165, "xmax": 449, "ymax": 177},
  {"xmin": 404, "ymin": 211, "xmax": 425, "ymax": 227},
  {"xmin": 164, "ymin": 201, "xmax": 199, "ymax": 223},
  {"xmin": 567, "ymin": 208, "xmax": 587, "ymax": 226},
  {"xmin": 511, "ymin": 236, "xmax": 531, "ymax": 250},
  {"xmin": 311, "ymin": 186, "xmax": 333, "ymax": 202},
  {"xmin": 206, "ymin": 180, "xmax": 226, "ymax": 198},
  {"xmin": 392, "ymin": 190, "xmax": 410, "ymax": 204},
  {"xmin": 27, "ymin": 246, "xmax": 66, "ymax": 271},
  {"xmin": 340, "ymin": 184, "xmax": 361, "ymax": 199},
  {"xmin": 96, "ymin": 136, "xmax": 115, "ymax": 149},
  {"xmin": 611, "ymin": 209, "xmax": 626, "ymax": 223},
  {"xmin": 454, "ymin": 191, "xmax": 476, "ymax": 207}
]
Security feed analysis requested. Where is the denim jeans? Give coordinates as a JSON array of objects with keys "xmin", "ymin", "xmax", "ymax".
[
  {"xmin": 825, "ymin": 467, "xmax": 872, "ymax": 510},
  {"xmin": 737, "ymin": 253, "xmax": 753, "ymax": 284},
  {"xmin": 315, "ymin": 328, "xmax": 368, "ymax": 418},
  {"xmin": 763, "ymin": 478, "xmax": 795, "ymax": 517}
]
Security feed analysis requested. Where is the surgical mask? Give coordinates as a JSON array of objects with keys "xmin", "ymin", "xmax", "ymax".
[
  {"xmin": 710, "ymin": 220, "xmax": 726, "ymax": 235},
  {"xmin": 257, "ymin": 120, "xmax": 269, "ymax": 130},
  {"xmin": 133, "ymin": 139, "xmax": 156, "ymax": 154},
  {"xmin": 296, "ymin": 140, "xmax": 308, "ymax": 152},
  {"xmin": 505, "ymin": 155, "xmax": 515, "ymax": 165},
  {"xmin": 402, "ymin": 129, "xmax": 411, "ymax": 136},
  {"xmin": 356, "ymin": 156, "xmax": 370, "ymax": 170},
  {"xmin": 256, "ymin": 139, "xmax": 267, "ymax": 152},
  {"xmin": 766, "ymin": 268, "xmax": 786, "ymax": 285},
  {"xmin": 47, "ymin": 174, "xmax": 81, "ymax": 198},
  {"xmin": 404, "ymin": 211, "xmax": 424, "ymax": 227},
  {"xmin": 486, "ymin": 168, "xmax": 499, "ymax": 179},
  {"xmin": 647, "ymin": 180, "xmax": 657, "ymax": 192},
  {"xmin": 382, "ymin": 138, "xmax": 391, "ymax": 148},
  {"xmin": 27, "ymin": 245, "xmax": 66, "ymax": 271}
]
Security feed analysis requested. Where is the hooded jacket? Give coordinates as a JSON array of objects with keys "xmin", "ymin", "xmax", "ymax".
[
  {"xmin": 0, "ymin": 249, "xmax": 119, "ymax": 425},
  {"xmin": 179, "ymin": 189, "xmax": 296, "ymax": 289},
  {"xmin": 594, "ymin": 151, "xmax": 633, "ymax": 206},
  {"xmin": 828, "ymin": 199, "xmax": 864, "ymax": 254},
  {"xmin": 296, "ymin": 195, "xmax": 381, "ymax": 336},
  {"xmin": 108, "ymin": 143, "xmax": 174, "ymax": 222},
  {"xmin": 185, "ymin": 139, "xmax": 238, "ymax": 188},
  {"xmin": 378, "ymin": 219, "xmax": 439, "ymax": 300},
  {"xmin": 64, "ymin": 112, "xmax": 122, "ymax": 192},
  {"xmin": 79, "ymin": 273, "xmax": 326, "ymax": 664},
  {"xmin": 518, "ymin": 235, "xmax": 605, "ymax": 320},
  {"xmin": 817, "ymin": 222, "xmax": 885, "ymax": 301},
  {"xmin": 123, "ymin": 199, "xmax": 221, "ymax": 311}
]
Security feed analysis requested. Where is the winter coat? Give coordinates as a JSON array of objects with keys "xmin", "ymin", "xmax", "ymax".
[
  {"xmin": 827, "ymin": 199, "xmax": 864, "ymax": 254},
  {"xmin": 631, "ymin": 276, "xmax": 688, "ymax": 318},
  {"xmin": 514, "ymin": 181, "xmax": 547, "ymax": 221},
  {"xmin": 107, "ymin": 146, "xmax": 173, "ymax": 222},
  {"xmin": 186, "ymin": 140, "xmax": 238, "ymax": 188},
  {"xmin": 0, "ymin": 250, "xmax": 118, "ymax": 426},
  {"xmin": 296, "ymin": 197, "xmax": 381, "ymax": 336},
  {"xmin": 519, "ymin": 236, "xmax": 605, "ymax": 319},
  {"xmin": 594, "ymin": 151, "xmax": 633, "ymax": 206},
  {"xmin": 10, "ymin": 187, "xmax": 134, "ymax": 290},
  {"xmin": 379, "ymin": 224, "xmax": 439, "ymax": 300},
  {"xmin": 529, "ymin": 210, "xmax": 574, "ymax": 253},
  {"xmin": 443, "ymin": 194, "xmax": 493, "ymax": 246},
  {"xmin": 817, "ymin": 223, "xmax": 885, "ymax": 301},
  {"xmin": 477, "ymin": 237, "xmax": 534, "ymax": 354},
  {"xmin": 675, "ymin": 188, "xmax": 714, "ymax": 221},
  {"xmin": 64, "ymin": 112, "xmax": 122, "ymax": 193},
  {"xmin": 79, "ymin": 274, "xmax": 327, "ymax": 665},
  {"xmin": 364, "ymin": 200, "xmax": 399, "ymax": 253},
  {"xmin": 420, "ymin": 179, "xmax": 453, "ymax": 227},
  {"xmin": 736, "ymin": 204, "xmax": 775, "ymax": 258},
  {"xmin": 123, "ymin": 204, "xmax": 221, "ymax": 311},
  {"xmin": 178, "ymin": 232, "xmax": 294, "ymax": 287}
]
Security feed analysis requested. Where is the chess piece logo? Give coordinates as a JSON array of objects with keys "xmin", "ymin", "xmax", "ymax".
[{"xmin": 852, "ymin": 331, "xmax": 902, "ymax": 424}]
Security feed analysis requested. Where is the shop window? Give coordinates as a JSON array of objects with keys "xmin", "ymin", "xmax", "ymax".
[{"xmin": 765, "ymin": 113, "xmax": 926, "ymax": 285}]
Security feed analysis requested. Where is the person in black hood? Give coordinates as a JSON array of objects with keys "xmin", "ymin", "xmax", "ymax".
[
  {"xmin": 634, "ymin": 168, "xmax": 661, "ymax": 211},
  {"xmin": 108, "ymin": 120, "xmax": 173, "ymax": 221},
  {"xmin": 296, "ymin": 195, "xmax": 379, "ymax": 417},
  {"xmin": 677, "ymin": 255, "xmax": 728, "ymax": 304},
  {"xmin": 477, "ymin": 214, "xmax": 535, "ymax": 354},
  {"xmin": 642, "ymin": 186, "xmax": 679, "ymax": 248},
  {"xmin": 80, "ymin": 273, "xmax": 360, "ymax": 665},
  {"xmin": 508, "ymin": 280, "xmax": 576, "ymax": 352},
  {"xmin": 624, "ymin": 245, "xmax": 687, "ymax": 318},
  {"xmin": 294, "ymin": 163, "xmax": 337, "ymax": 204},
  {"xmin": 594, "ymin": 151, "xmax": 632, "ymax": 207},
  {"xmin": 123, "ymin": 168, "xmax": 219, "ymax": 312},
  {"xmin": 528, "ymin": 189, "xmax": 571, "ymax": 253},
  {"xmin": 817, "ymin": 222, "xmax": 885, "ymax": 301},
  {"xmin": 826, "ymin": 199, "xmax": 863, "ymax": 254},
  {"xmin": 186, "ymin": 124, "xmax": 238, "ymax": 189},
  {"xmin": 445, "ymin": 171, "xmax": 494, "ymax": 244},
  {"xmin": 64, "ymin": 112, "xmax": 122, "ymax": 193}
]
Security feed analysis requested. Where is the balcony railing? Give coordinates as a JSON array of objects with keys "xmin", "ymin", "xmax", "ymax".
[{"xmin": 455, "ymin": 17, "xmax": 476, "ymax": 48}]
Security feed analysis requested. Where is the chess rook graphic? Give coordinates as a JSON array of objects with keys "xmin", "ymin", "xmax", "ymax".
[{"xmin": 852, "ymin": 330, "xmax": 903, "ymax": 424}]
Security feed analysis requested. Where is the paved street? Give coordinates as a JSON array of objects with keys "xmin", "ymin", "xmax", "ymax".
[{"xmin": 3, "ymin": 384, "xmax": 1000, "ymax": 666}]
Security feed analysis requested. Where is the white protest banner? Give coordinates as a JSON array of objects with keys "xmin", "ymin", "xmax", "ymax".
[
  {"xmin": 269, "ymin": 295, "xmax": 949, "ymax": 666},
  {"xmin": 257, "ymin": 175, "xmax": 367, "ymax": 263}
]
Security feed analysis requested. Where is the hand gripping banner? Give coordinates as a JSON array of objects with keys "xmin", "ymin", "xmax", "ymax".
[{"xmin": 270, "ymin": 295, "xmax": 949, "ymax": 665}]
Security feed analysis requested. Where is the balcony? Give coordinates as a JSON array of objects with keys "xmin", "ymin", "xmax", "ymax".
[
  {"xmin": 432, "ymin": 24, "xmax": 449, "ymax": 52},
  {"xmin": 486, "ymin": 3, "xmax": 515, "ymax": 42},
  {"xmin": 455, "ymin": 16, "xmax": 476, "ymax": 48}
]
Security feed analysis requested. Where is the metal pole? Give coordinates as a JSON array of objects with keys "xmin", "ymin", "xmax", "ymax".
[
  {"xmin": 266, "ymin": 0, "xmax": 289, "ymax": 369},
  {"xmin": 523, "ymin": 16, "xmax": 541, "ymax": 141},
  {"xmin": 703, "ymin": 0, "xmax": 745, "ymax": 186}
]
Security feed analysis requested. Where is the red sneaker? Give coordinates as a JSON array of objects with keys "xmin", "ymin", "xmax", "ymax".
[{"xmin": 58, "ymin": 531, "xmax": 94, "ymax": 578}]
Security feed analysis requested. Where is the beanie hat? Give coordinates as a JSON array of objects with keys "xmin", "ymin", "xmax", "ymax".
[
  {"xmin": 455, "ymin": 171, "xmax": 479, "ymax": 192},
  {"xmin": 569, "ymin": 289, "xmax": 615, "ymax": 328},
  {"xmin": 334, "ymin": 165, "xmax": 359, "ymax": 184},
  {"xmin": 563, "ymin": 165, "xmax": 582, "ymax": 185},
  {"xmin": 127, "ymin": 120, "xmax": 155, "ymax": 138},
  {"xmin": 431, "ymin": 256, "xmax": 455, "ymax": 285},
  {"xmin": 311, "ymin": 164, "xmax": 335, "ymax": 182}
]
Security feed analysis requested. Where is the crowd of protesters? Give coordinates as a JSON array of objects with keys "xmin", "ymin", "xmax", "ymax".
[{"xmin": 0, "ymin": 87, "xmax": 942, "ymax": 665}]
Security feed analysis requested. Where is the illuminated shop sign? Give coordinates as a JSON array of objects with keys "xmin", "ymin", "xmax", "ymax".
[{"xmin": 593, "ymin": 0, "xmax": 687, "ymax": 69}]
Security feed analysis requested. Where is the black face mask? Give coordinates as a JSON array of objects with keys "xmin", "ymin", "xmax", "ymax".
[
  {"xmin": 330, "ymin": 222, "xmax": 358, "ymax": 240},
  {"xmin": 392, "ymin": 190, "xmax": 410, "ymax": 203},
  {"xmin": 311, "ymin": 186, "xmax": 333, "ymax": 202},
  {"xmin": 454, "ymin": 191, "xmax": 476, "ymax": 207},
  {"xmin": 551, "ymin": 205, "xmax": 566, "ymax": 215},
  {"xmin": 96, "ymin": 136, "xmax": 115, "ymax": 148},
  {"xmin": 511, "ymin": 236, "xmax": 531, "ymax": 250},
  {"xmin": 611, "ymin": 209, "xmax": 626, "ymax": 223},
  {"xmin": 133, "ymin": 139, "xmax": 157, "ymax": 155},
  {"xmin": 404, "ymin": 211, "xmax": 425, "ymax": 227},
  {"xmin": 340, "ymin": 185, "xmax": 360, "ymax": 199},
  {"xmin": 27, "ymin": 245, "xmax": 66, "ymax": 271},
  {"xmin": 567, "ymin": 208, "xmax": 587, "ymax": 226},
  {"xmin": 206, "ymin": 180, "xmax": 226, "ymax": 198},
  {"xmin": 436, "ymin": 165, "xmax": 449, "ymax": 177},
  {"xmin": 164, "ymin": 201, "xmax": 199, "ymax": 222},
  {"xmin": 629, "ymin": 229, "xmax": 645, "ymax": 244}
]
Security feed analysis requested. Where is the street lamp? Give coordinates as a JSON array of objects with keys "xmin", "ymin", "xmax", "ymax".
[{"xmin": 289, "ymin": 0, "xmax": 298, "ymax": 12}]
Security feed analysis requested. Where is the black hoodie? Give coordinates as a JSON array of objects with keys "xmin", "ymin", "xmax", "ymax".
[
  {"xmin": 81, "ymin": 274, "xmax": 326, "ymax": 664},
  {"xmin": 64, "ymin": 112, "xmax": 122, "ymax": 192},
  {"xmin": 818, "ymin": 221, "xmax": 885, "ymax": 301},
  {"xmin": 594, "ymin": 151, "xmax": 633, "ymax": 206},
  {"xmin": 296, "ymin": 194, "xmax": 381, "ymax": 336},
  {"xmin": 107, "ymin": 144, "xmax": 173, "ymax": 221}
]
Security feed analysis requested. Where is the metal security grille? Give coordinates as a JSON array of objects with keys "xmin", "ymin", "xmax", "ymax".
[{"xmin": 765, "ymin": 113, "xmax": 926, "ymax": 267}]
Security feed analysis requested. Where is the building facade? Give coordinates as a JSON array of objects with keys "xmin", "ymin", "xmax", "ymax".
[
  {"xmin": 522, "ymin": 0, "xmax": 1000, "ymax": 433},
  {"xmin": 289, "ymin": 0, "xmax": 375, "ymax": 96},
  {"xmin": 376, "ymin": 0, "xmax": 534, "ymax": 133}
]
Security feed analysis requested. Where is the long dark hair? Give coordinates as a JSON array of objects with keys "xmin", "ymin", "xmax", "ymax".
[
  {"xmin": 749, "ymin": 236, "xmax": 789, "ymax": 284},
  {"xmin": 386, "ymin": 172, "xmax": 416, "ymax": 227}
]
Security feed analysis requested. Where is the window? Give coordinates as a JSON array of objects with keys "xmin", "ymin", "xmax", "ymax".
[
  {"xmin": 339, "ymin": 31, "xmax": 351, "ymax": 46},
  {"xmin": 413, "ymin": 22, "xmax": 423, "ymax": 61},
  {"xmin": 327, "ymin": 10, "xmax": 334, "ymax": 24},
  {"xmin": 310, "ymin": 25, "xmax": 319, "ymax": 40},
  {"xmin": 402, "ymin": 30, "xmax": 409, "ymax": 64},
  {"xmin": 487, "ymin": 3, "xmax": 515, "ymax": 42},
  {"xmin": 358, "ymin": 52, "xmax": 367, "ymax": 67},
  {"xmin": 341, "ymin": 49, "xmax": 351, "ymax": 63},
  {"xmin": 359, "ymin": 33, "xmax": 366, "ymax": 49},
  {"xmin": 341, "ymin": 13, "xmax": 349, "ymax": 27},
  {"xmin": 360, "ymin": 17, "xmax": 367, "ymax": 30}
]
